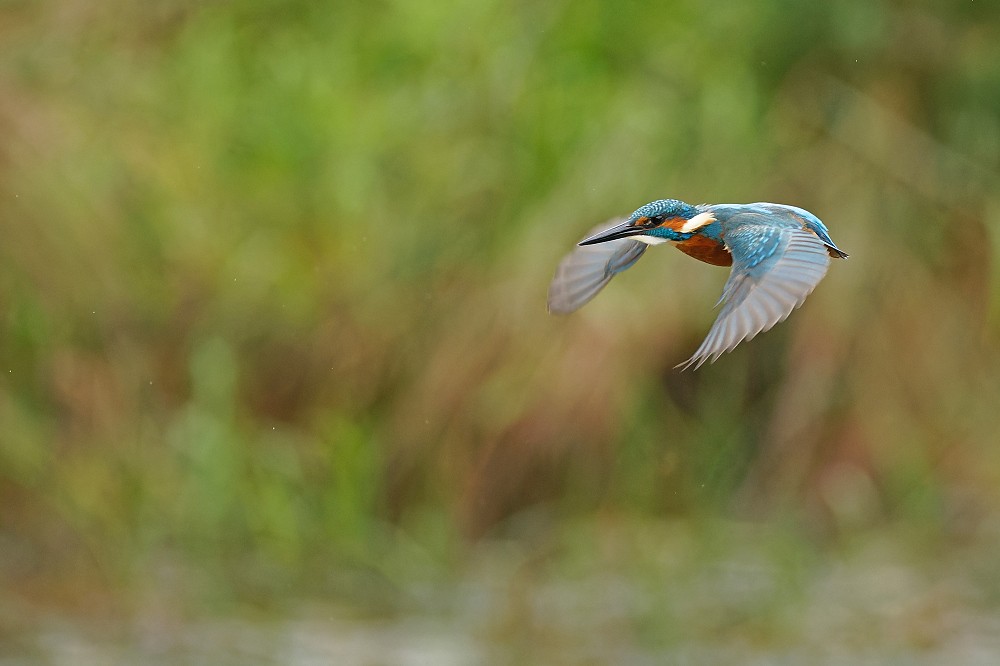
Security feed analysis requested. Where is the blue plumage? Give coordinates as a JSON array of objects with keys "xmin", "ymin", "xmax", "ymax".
[{"xmin": 627, "ymin": 199, "xmax": 698, "ymax": 223}]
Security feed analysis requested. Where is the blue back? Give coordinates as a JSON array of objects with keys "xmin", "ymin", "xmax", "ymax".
[{"xmin": 706, "ymin": 203, "xmax": 844, "ymax": 256}]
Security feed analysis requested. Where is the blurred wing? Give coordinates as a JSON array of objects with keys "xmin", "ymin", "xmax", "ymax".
[
  {"xmin": 677, "ymin": 225, "xmax": 830, "ymax": 369},
  {"xmin": 547, "ymin": 219, "xmax": 647, "ymax": 315}
]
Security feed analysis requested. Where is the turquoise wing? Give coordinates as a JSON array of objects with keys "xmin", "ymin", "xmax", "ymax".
[
  {"xmin": 547, "ymin": 219, "xmax": 647, "ymax": 315},
  {"xmin": 677, "ymin": 223, "xmax": 831, "ymax": 369}
]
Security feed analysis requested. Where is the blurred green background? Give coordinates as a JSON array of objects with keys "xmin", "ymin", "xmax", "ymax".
[{"xmin": 3, "ymin": 0, "xmax": 1000, "ymax": 662}]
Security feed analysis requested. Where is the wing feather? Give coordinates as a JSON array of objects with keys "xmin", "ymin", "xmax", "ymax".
[
  {"xmin": 547, "ymin": 219, "xmax": 647, "ymax": 315},
  {"xmin": 677, "ymin": 226, "xmax": 830, "ymax": 369}
]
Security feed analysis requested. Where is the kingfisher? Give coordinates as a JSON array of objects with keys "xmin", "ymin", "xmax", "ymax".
[{"xmin": 547, "ymin": 199, "xmax": 848, "ymax": 369}]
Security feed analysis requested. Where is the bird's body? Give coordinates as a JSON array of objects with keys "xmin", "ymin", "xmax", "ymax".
[{"xmin": 547, "ymin": 199, "xmax": 848, "ymax": 369}]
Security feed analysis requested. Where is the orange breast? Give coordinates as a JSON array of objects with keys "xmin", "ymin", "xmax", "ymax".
[{"xmin": 674, "ymin": 235, "xmax": 732, "ymax": 266}]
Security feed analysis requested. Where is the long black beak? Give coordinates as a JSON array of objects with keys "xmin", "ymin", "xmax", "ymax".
[{"xmin": 577, "ymin": 221, "xmax": 642, "ymax": 246}]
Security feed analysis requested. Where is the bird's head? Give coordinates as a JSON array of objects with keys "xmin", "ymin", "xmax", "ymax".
[{"xmin": 578, "ymin": 199, "xmax": 714, "ymax": 246}]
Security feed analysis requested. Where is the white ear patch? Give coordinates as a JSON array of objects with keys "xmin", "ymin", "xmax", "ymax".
[{"xmin": 679, "ymin": 211, "xmax": 716, "ymax": 233}]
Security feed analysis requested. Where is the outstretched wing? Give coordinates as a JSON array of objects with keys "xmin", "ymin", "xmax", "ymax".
[
  {"xmin": 677, "ymin": 224, "xmax": 830, "ymax": 369},
  {"xmin": 547, "ymin": 219, "xmax": 647, "ymax": 315}
]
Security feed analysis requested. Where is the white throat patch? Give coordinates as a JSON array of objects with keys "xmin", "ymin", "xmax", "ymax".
[{"xmin": 634, "ymin": 235, "xmax": 669, "ymax": 245}]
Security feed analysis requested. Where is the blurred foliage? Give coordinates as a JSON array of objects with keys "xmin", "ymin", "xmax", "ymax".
[{"xmin": 3, "ymin": 0, "xmax": 1000, "ymax": 656}]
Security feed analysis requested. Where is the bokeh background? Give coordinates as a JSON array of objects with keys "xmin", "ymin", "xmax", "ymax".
[{"xmin": 3, "ymin": 0, "xmax": 1000, "ymax": 662}]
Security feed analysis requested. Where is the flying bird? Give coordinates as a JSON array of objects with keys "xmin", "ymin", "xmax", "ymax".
[{"xmin": 547, "ymin": 199, "xmax": 848, "ymax": 369}]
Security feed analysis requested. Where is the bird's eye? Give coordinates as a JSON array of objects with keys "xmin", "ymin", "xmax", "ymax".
[{"xmin": 645, "ymin": 216, "xmax": 661, "ymax": 227}]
